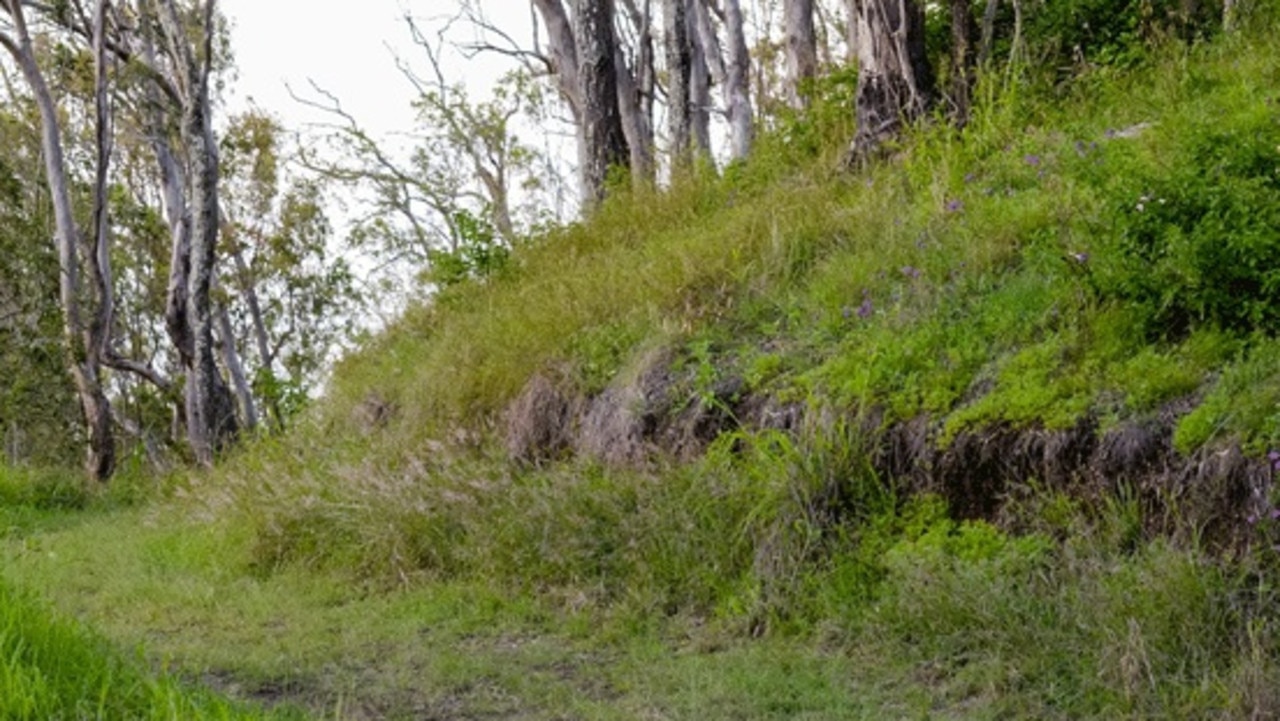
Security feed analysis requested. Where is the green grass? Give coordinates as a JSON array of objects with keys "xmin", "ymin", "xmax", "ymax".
[
  {"xmin": 0, "ymin": 552, "xmax": 289, "ymax": 720},
  {"xmin": 6, "ymin": 484, "xmax": 1280, "ymax": 718}
]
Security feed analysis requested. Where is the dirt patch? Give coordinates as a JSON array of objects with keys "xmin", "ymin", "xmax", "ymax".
[
  {"xmin": 574, "ymin": 350, "xmax": 672, "ymax": 466},
  {"xmin": 504, "ymin": 371, "xmax": 581, "ymax": 465},
  {"xmin": 354, "ymin": 392, "xmax": 397, "ymax": 433}
]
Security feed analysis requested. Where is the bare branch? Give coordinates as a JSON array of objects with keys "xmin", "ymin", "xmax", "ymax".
[{"xmin": 103, "ymin": 352, "xmax": 173, "ymax": 392}]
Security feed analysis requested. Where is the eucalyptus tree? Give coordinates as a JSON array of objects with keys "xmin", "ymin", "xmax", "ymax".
[
  {"xmin": 663, "ymin": 0, "xmax": 693, "ymax": 165},
  {"xmin": 527, "ymin": 0, "xmax": 633, "ymax": 202},
  {"xmin": 574, "ymin": 0, "xmax": 631, "ymax": 203},
  {"xmin": 0, "ymin": 0, "xmax": 117, "ymax": 479},
  {"xmin": 784, "ymin": 0, "xmax": 817, "ymax": 109},
  {"xmin": 149, "ymin": 0, "xmax": 238, "ymax": 464},
  {"xmin": 31, "ymin": 0, "xmax": 259, "ymax": 465},
  {"xmin": 689, "ymin": 0, "xmax": 753, "ymax": 160},
  {"xmin": 846, "ymin": 0, "xmax": 933, "ymax": 163},
  {"xmin": 56, "ymin": 0, "xmax": 241, "ymax": 464}
]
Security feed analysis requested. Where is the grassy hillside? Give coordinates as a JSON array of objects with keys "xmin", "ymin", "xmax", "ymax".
[
  {"xmin": 7, "ymin": 11, "xmax": 1280, "ymax": 719},
  {"xmin": 220, "ymin": 16, "xmax": 1280, "ymax": 581}
]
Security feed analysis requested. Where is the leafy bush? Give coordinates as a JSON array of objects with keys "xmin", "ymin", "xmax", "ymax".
[
  {"xmin": 1027, "ymin": 0, "xmax": 1219, "ymax": 70},
  {"xmin": 1096, "ymin": 110, "xmax": 1280, "ymax": 339}
]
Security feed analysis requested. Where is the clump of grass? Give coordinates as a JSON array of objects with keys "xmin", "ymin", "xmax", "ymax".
[{"xmin": 0, "ymin": 580, "xmax": 293, "ymax": 719}]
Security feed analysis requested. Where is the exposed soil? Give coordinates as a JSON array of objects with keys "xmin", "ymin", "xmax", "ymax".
[{"xmin": 502, "ymin": 353, "xmax": 1273, "ymax": 548}]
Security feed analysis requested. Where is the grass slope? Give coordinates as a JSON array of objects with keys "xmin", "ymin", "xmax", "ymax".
[{"xmin": 7, "ymin": 14, "xmax": 1280, "ymax": 720}]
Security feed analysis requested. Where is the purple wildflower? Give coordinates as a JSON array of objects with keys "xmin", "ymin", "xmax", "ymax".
[
  {"xmin": 1024, "ymin": 153, "xmax": 1041, "ymax": 167},
  {"xmin": 946, "ymin": 198, "xmax": 964, "ymax": 213},
  {"xmin": 901, "ymin": 265, "xmax": 921, "ymax": 280},
  {"xmin": 856, "ymin": 291, "xmax": 874, "ymax": 319},
  {"xmin": 963, "ymin": 172, "xmax": 977, "ymax": 184}
]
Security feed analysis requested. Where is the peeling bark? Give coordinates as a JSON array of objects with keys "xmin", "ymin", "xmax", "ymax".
[{"xmin": 154, "ymin": 0, "xmax": 238, "ymax": 463}]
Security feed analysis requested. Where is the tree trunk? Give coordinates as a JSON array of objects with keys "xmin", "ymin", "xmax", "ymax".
[
  {"xmin": 532, "ymin": 0, "xmax": 591, "ymax": 199},
  {"xmin": 689, "ymin": 10, "xmax": 712, "ymax": 159},
  {"xmin": 228, "ymin": 243, "xmax": 284, "ymax": 429},
  {"xmin": 784, "ymin": 0, "xmax": 818, "ymax": 109},
  {"xmin": 614, "ymin": 43, "xmax": 654, "ymax": 181},
  {"xmin": 0, "ymin": 0, "xmax": 116, "ymax": 480},
  {"xmin": 690, "ymin": 0, "xmax": 753, "ymax": 161},
  {"xmin": 617, "ymin": 0, "xmax": 654, "ymax": 181},
  {"xmin": 184, "ymin": 1, "xmax": 238, "ymax": 463},
  {"xmin": 665, "ymin": 0, "xmax": 694, "ymax": 166},
  {"xmin": 155, "ymin": 0, "xmax": 238, "ymax": 464},
  {"xmin": 722, "ymin": 0, "xmax": 753, "ymax": 161},
  {"xmin": 576, "ymin": 0, "xmax": 631, "ymax": 204},
  {"xmin": 215, "ymin": 300, "xmax": 258, "ymax": 431},
  {"xmin": 846, "ymin": 0, "xmax": 934, "ymax": 164},
  {"xmin": 950, "ymin": 0, "xmax": 978, "ymax": 126}
]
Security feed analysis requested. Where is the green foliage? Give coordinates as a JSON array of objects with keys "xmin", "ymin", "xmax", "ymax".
[
  {"xmin": 425, "ymin": 208, "xmax": 511, "ymax": 289},
  {"xmin": 1026, "ymin": 0, "xmax": 1219, "ymax": 72},
  {"xmin": 1174, "ymin": 336, "xmax": 1280, "ymax": 453},
  {"xmin": 0, "ymin": 109, "xmax": 80, "ymax": 468},
  {"xmin": 1093, "ymin": 106, "xmax": 1280, "ymax": 339}
]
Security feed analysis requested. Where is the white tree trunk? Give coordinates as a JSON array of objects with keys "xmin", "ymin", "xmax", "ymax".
[
  {"xmin": 722, "ymin": 0, "xmax": 753, "ymax": 160},
  {"xmin": 155, "ymin": 0, "xmax": 238, "ymax": 464},
  {"xmin": 784, "ymin": 0, "xmax": 818, "ymax": 109},
  {"xmin": 532, "ymin": 0, "xmax": 591, "ymax": 200},
  {"xmin": 690, "ymin": 0, "xmax": 753, "ymax": 161},
  {"xmin": 0, "ymin": 0, "xmax": 116, "ymax": 480}
]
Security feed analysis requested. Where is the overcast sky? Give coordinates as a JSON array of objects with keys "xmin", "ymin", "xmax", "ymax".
[{"xmin": 219, "ymin": 1, "xmax": 524, "ymax": 141}]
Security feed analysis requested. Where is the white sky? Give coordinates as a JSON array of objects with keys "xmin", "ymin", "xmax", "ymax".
[{"xmin": 219, "ymin": 1, "xmax": 524, "ymax": 142}]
